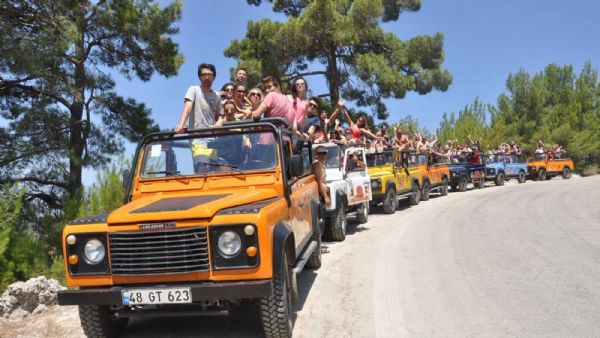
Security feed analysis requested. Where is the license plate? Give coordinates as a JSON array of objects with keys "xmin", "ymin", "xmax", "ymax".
[
  {"xmin": 472, "ymin": 171, "xmax": 483, "ymax": 177},
  {"xmin": 121, "ymin": 287, "xmax": 191, "ymax": 305}
]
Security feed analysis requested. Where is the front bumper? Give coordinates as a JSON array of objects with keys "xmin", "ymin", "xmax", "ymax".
[{"xmin": 57, "ymin": 280, "xmax": 272, "ymax": 306}]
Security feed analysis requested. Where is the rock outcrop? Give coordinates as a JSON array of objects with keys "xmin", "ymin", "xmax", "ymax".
[{"xmin": 0, "ymin": 276, "xmax": 65, "ymax": 319}]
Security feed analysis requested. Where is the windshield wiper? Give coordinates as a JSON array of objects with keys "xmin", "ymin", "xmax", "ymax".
[
  {"xmin": 147, "ymin": 170, "xmax": 181, "ymax": 175},
  {"xmin": 195, "ymin": 162, "xmax": 243, "ymax": 174}
]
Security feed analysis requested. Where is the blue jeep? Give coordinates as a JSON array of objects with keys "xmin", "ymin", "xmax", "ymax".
[
  {"xmin": 448, "ymin": 154, "xmax": 486, "ymax": 191},
  {"xmin": 484, "ymin": 153, "xmax": 528, "ymax": 186}
]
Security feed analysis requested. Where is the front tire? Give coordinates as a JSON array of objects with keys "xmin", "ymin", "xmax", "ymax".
[
  {"xmin": 562, "ymin": 167, "xmax": 571, "ymax": 179},
  {"xmin": 356, "ymin": 202, "xmax": 369, "ymax": 224},
  {"xmin": 420, "ymin": 180, "xmax": 430, "ymax": 201},
  {"xmin": 538, "ymin": 169, "xmax": 547, "ymax": 181},
  {"xmin": 408, "ymin": 181, "xmax": 420, "ymax": 205},
  {"xmin": 495, "ymin": 172, "xmax": 505, "ymax": 186},
  {"xmin": 382, "ymin": 188, "xmax": 397, "ymax": 214},
  {"xmin": 79, "ymin": 305, "xmax": 128, "ymax": 338},
  {"xmin": 329, "ymin": 202, "xmax": 347, "ymax": 241},
  {"xmin": 459, "ymin": 176, "xmax": 467, "ymax": 192},
  {"xmin": 518, "ymin": 171, "xmax": 526, "ymax": 183},
  {"xmin": 261, "ymin": 255, "xmax": 293, "ymax": 338},
  {"xmin": 306, "ymin": 221, "xmax": 322, "ymax": 269}
]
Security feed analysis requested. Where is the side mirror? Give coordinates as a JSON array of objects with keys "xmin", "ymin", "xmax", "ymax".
[
  {"xmin": 122, "ymin": 169, "xmax": 131, "ymax": 189},
  {"xmin": 289, "ymin": 155, "xmax": 304, "ymax": 177}
]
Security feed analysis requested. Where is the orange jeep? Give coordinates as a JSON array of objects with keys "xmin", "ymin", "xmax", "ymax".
[
  {"xmin": 419, "ymin": 153, "xmax": 451, "ymax": 200},
  {"xmin": 527, "ymin": 152, "xmax": 574, "ymax": 180},
  {"xmin": 57, "ymin": 118, "xmax": 321, "ymax": 338}
]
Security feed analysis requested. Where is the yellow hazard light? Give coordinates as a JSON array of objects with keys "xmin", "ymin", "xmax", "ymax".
[
  {"xmin": 68, "ymin": 254, "xmax": 79, "ymax": 265},
  {"xmin": 246, "ymin": 246, "xmax": 257, "ymax": 257}
]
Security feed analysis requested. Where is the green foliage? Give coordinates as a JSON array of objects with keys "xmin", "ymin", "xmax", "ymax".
[
  {"xmin": 434, "ymin": 63, "xmax": 600, "ymax": 171},
  {"xmin": 491, "ymin": 62, "xmax": 600, "ymax": 168},
  {"xmin": 229, "ymin": 0, "xmax": 452, "ymax": 121},
  {"xmin": 0, "ymin": 156, "xmax": 128, "ymax": 291},
  {"xmin": 0, "ymin": 184, "xmax": 51, "ymax": 290},
  {"xmin": 0, "ymin": 184, "xmax": 26, "ymax": 261},
  {"xmin": 79, "ymin": 156, "xmax": 129, "ymax": 217},
  {"xmin": 0, "ymin": 0, "xmax": 183, "ymax": 214}
]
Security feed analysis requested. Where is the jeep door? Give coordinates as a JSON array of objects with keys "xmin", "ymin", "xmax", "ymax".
[
  {"xmin": 342, "ymin": 149, "xmax": 372, "ymax": 205},
  {"xmin": 286, "ymin": 141, "xmax": 313, "ymax": 249},
  {"xmin": 394, "ymin": 151, "xmax": 412, "ymax": 191},
  {"xmin": 504, "ymin": 154, "xmax": 520, "ymax": 177}
]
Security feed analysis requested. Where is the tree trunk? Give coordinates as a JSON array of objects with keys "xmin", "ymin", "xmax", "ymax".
[
  {"xmin": 68, "ymin": 10, "xmax": 86, "ymax": 199},
  {"xmin": 326, "ymin": 46, "xmax": 339, "ymax": 104}
]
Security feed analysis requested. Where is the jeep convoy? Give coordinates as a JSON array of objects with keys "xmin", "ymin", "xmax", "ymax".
[
  {"xmin": 57, "ymin": 119, "xmax": 576, "ymax": 338},
  {"xmin": 57, "ymin": 118, "xmax": 322, "ymax": 338},
  {"xmin": 527, "ymin": 153, "xmax": 574, "ymax": 180}
]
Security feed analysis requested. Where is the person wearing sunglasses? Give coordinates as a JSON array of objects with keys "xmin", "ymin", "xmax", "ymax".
[
  {"xmin": 302, "ymin": 97, "xmax": 325, "ymax": 142},
  {"xmin": 219, "ymin": 82, "xmax": 235, "ymax": 105},
  {"xmin": 241, "ymin": 76, "xmax": 295, "ymax": 128},
  {"xmin": 342, "ymin": 106, "xmax": 381, "ymax": 144},
  {"xmin": 286, "ymin": 77, "xmax": 309, "ymax": 128},
  {"xmin": 175, "ymin": 63, "xmax": 223, "ymax": 133},
  {"xmin": 247, "ymin": 88, "xmax": 263, "ymax": 112},
  {"xmin": 232, "ymin": 82, "xmax": 251, "ymax": 112}
]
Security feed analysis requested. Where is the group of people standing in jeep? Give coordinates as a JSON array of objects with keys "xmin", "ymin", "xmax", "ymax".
[{"xmin": 174, "ymin": 63, "xmax": 568, "ymax": 167}]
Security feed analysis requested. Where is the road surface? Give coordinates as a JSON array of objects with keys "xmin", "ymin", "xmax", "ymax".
[{"xmin": 3, "ymin": 176, "xmax": 599, "ymax": 337}]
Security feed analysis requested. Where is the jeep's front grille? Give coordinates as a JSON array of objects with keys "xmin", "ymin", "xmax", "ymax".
[{"xmin": 109, "ymin": 227, "xmax": 209, "ymax": 275}]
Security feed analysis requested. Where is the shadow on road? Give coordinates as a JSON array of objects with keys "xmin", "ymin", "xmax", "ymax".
[{"xmin": 123, "ymin": 313, "xmax": 262, "ymax": 337}]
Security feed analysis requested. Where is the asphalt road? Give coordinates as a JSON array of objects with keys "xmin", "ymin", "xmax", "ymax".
[
  {"xmin": 5, "ymin": 176, "xmax": 599, "ymax": 337},
  {"xmin": 293, "ymin": 175, "xmax": 600, "ymax": 337}
]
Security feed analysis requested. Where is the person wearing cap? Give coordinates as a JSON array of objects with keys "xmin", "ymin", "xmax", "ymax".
[{"xmin": 313, "ymin": 146, "xmax": 331, "ymax": 206}]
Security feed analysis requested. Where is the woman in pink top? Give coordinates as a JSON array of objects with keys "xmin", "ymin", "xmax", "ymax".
[
  {"xmin": 243, "ymin": 76, "xmax": 295, "ymax": 126},
  {"xmin": 342, "ymin": 107, "xmax": 379, "ymax": 143},
  {"xmin": 286, "ymin": 77, "xmax": 308, "ymax": 128}
]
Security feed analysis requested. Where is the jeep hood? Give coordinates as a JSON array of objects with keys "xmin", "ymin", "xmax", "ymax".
[
  {"xmin": 367, "ymin": 169, "xmax": 390, "ymax": 179},
  {"xmin": 448, "ymin": 164, "xmax": 466, "ymax": 172},
  {"xmin": 107, "ymin": 189, "xmax": 279, "ymax": 225}
]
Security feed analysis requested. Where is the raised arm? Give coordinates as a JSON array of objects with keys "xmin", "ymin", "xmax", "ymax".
[
  {"xmin": 342, "ymin": 106, "xmax": 355, "ymax": 126},
  {"xmin": 361, "ymin": 128, "xmax": 381, "ymax": 140}
]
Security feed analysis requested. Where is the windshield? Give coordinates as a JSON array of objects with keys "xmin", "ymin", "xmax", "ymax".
[
  {"xmin": 322, "ymin": 147, "xmax": 341, "ymax": 169},
  {"xmin": 450, "ymin": 155, "xmax": 468, "ymax": 164},
  {"xmin": 140, "ymin": 130, "xmax": 278, "ymax": 178},
  {"xmin": 483, "ymin": 154, "xmax": 504, "ymax": 164},
  {"xmin": 366, "ymin": 151, "xmax": 393, "ymax": 167}
]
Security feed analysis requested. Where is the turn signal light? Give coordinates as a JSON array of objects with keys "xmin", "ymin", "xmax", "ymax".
[
  {"xmin": 68, "ymin": 254, "xmax": 79, "ymax": 265},
  {"xmin": 246, "ymin": 246, "xmax": 257, "ymax": 257}
]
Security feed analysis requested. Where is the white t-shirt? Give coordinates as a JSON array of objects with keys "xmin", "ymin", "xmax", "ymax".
[{"xmin": 184, "ymin": 86, "xmax": 223, "ymax": 129}]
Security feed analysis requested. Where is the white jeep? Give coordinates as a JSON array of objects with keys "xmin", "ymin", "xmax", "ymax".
[{"xmin": 315, "ymin": 143, "xmax": 372, "ymax": 241}]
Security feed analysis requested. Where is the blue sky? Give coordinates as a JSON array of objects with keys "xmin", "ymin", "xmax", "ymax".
[{"xmin": 86, "ymin": 0, "xmax": 600, "ymax": 185}]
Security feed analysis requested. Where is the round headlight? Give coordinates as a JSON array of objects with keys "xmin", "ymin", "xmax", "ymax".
[
  {"xmin": 218, "ymin": 231, "xmax": 242, "ymax": 257},
  {"xmin": 83, "ymin": 239, "xmax": 105, "ymax": 265}
]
